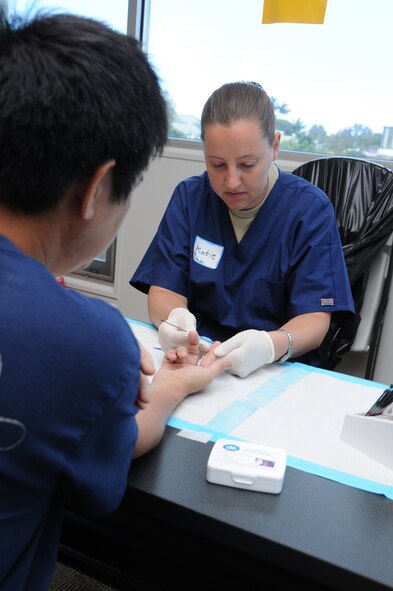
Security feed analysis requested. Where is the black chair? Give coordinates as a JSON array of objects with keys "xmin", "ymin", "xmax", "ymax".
[{"xmin": 292, "ymin": 156, "xmax": 393, "ymax": 379}]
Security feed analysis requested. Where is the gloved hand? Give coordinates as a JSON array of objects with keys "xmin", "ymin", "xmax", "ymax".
[
  {"xmin": 213, "ymin": 329, "xmax": 274, "ymax": 377},
  {"xmin": 158, "ymin": 308, "xmax": 197, "ymax": 352}
]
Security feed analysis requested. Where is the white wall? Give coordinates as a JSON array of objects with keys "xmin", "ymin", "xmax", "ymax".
[
  {"xmin": 118, "ymin": 145, "xmax": 206, "ymax": 321},
  {"xmin": 65, "ymin": 144, "xmax": 393, "ymax": 386}
]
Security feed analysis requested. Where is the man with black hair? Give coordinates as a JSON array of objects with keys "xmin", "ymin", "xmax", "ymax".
[{"xmin": 0, "ymin": 11, "xmax": 230, "ymax": 590}]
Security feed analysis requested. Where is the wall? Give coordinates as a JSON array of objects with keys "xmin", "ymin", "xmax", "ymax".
[{"xmin": 65, "ymin": 144, "xmax": 393, "ymax": 385}]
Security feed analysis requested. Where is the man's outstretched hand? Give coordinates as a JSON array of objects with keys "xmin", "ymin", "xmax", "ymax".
[{"xmin": 154, "ymin": 330, "xmax": 233, "ymax": 395}]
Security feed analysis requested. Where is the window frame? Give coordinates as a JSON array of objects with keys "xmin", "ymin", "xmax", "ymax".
[{"xmin": 139, "ymin": 0, "xmax": 393, "ymax": 172}]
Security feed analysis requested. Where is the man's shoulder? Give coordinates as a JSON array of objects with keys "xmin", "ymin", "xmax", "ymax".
[{"xmin": 61, "ymin": 291, "xmax": 137, "ymax": 358}]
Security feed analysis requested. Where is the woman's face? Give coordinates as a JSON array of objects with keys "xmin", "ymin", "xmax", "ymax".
[{"xmin": 203, "ymin": 119, "xmax": 280, "ymax": 211}]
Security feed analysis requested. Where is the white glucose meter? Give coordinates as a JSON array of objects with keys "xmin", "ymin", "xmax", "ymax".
[{"xmin": 206, "ymin": 439, "xmax": 287, "ymax": 494}]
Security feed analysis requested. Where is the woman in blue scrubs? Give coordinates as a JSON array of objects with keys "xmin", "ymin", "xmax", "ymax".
[{"xmin": 130, "ymin": 82, "xmax": 355, "ymax": 377}]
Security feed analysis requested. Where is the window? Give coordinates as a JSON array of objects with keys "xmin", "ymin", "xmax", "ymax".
[
  {"xmin": 11, "ymin": 0, "xmax": 129, "ymax": 32},
  {"xmin": 7, "ymin": 0, "xmax": 393, "ymax": 287},
  {"xmin": 72, "ymin": 244, "xmax": 117, "ymax": 283},
  {"xmin": 145, "ymin": 0, "xmax": 393, "ymax": 163},
  {"xmin": 9, "ymin": 0, "xmax": 130, "ymax": 282}
]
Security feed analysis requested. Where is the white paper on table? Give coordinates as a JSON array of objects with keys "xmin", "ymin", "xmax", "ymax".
[{"xmin": 127, "ymin": 319, "xmax": 393, "ymax": 492}]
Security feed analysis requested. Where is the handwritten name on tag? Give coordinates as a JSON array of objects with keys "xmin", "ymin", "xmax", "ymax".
[{"xmin": 193, "ymin": 235, "xmax": 224, "ymax": 269}]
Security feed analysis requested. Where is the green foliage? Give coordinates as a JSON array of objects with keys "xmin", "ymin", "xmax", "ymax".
[{"xmin": 168, "ymin": 94, "xmax": 383, "ymax": 156}]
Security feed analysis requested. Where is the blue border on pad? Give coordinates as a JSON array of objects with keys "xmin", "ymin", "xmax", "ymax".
[
  {"xmin": 167, "ymin": 416, "xmax": 244, "ymax": 443},
  {"xmin": 126, "ymin": 318, "xmax": 157, "ymax": 331},
  {"xmin": 286, "ymin": 454, "xmax": 393, "ymax": 499},
  {"xmin": 297, "ymin": 362, "xmax": 387, "ymax": 390}
]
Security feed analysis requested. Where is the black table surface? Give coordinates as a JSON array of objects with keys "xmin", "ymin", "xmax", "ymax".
[{"xmin": 60, "ymin": 427, "xmax": 393, "ymax": 591}]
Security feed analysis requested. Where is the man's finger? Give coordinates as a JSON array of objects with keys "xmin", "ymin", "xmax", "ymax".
[{"xmin": 186, "ymin": 330, "xmax": 202, "ymax": 365}]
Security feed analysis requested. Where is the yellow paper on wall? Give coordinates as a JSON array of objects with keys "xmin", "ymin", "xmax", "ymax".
[{"xmin": 262, "ymin": 0, "xmax": 328, "ymax": 24}]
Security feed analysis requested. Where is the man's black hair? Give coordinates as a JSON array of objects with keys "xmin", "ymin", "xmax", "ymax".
[{"xmin": 0, "ymin": 10, "xmax": 168, "ymax": 214}]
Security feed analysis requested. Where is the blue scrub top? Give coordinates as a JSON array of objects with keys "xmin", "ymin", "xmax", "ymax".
[{"xmin": 130, "ymin": 170, "xmax": 355, "ymax": 366}]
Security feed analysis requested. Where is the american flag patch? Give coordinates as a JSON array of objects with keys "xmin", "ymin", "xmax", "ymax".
[{"xmin": 320, "ymin": 298, "xmax": 335, "ymax": 306}]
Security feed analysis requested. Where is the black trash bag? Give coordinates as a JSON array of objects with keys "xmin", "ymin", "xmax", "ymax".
[{"xmin": 293, "ymin": 156, "xmax": 393, "ymax": 371}]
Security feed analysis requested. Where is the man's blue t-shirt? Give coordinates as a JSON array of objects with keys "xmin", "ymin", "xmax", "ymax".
[{"xmin": 0, "ymin": 236, "xmax": 140, "ymax": 590}]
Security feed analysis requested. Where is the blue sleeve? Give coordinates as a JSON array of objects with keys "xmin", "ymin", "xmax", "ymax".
[
  {"xmin": 64, "ymin": 384, "xmax": 139, "ymax": 516},
  {"xmin": 286, "ymin": 194, "xmax": 354, "ymax": 317},
  {"xmin": 60, "ymin": 303, "xmax": 141, "ymax": 516}
]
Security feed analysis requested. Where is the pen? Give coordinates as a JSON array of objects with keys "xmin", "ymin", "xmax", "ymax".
[{"xmin": 365, "ymin": 384, "xmax": 393, "ymax": 416}]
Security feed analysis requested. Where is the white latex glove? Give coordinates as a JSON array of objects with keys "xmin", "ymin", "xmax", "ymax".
[
  {"xmin": 214, "ymin": 329, "xmax": 275, "ymax": 378},
  {"xmin": 158, "ymin": 308, "xmax": 197, "ymax": 352}
]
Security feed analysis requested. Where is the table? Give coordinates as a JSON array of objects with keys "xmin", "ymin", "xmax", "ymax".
[{"xmin": 59, "ymin": 426, "xmax": 393, "ymax": 591}]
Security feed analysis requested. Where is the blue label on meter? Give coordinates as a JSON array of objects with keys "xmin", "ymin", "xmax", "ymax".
[{"xmin": 223, "ymin": 444, "xmax": 240, "ymax": 452}]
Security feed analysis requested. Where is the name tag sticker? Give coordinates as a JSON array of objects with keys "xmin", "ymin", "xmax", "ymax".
[{"xmin": 193, "ymin": 235, "xmax": 224, "ymax": 269}]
